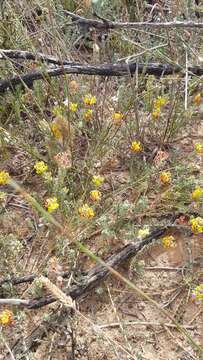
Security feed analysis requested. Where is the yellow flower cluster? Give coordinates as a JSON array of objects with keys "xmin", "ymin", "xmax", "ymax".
[
  {"xmin": 52, "ymin": 105, "xmax": 63, "ymax": 117},
  {"xmin": 69, "ymin": 102, "xmax": 78, "ymax": 112},
  {"xmin": 194, "ymin": 143, "xmax": 202, "ymax": 155},
  {"xmin": 192, "ymin": 187, "xmax": 203, "ymax": 202},
  {"xmin": 84, "ymin": 94, "xmax": 97, "ymax": 106},
  {"xmin": 190, "ymin": 217, "xmax": 203, "ymax": 234},
  {"xmin": 192, "ymin": 284, "xmax": 203, "ymax": 300},
  {"xmin": 45, "ymin": 197, "xmax": 59, "ymax": 212},
  {"xmin": 152, "ymin": 96, "xmax": 167, "ymax": 119},
  {"xmin": 162, "ymin": 235, "xmax": 176, "ymax": 248},
  {"xmin": 137, "ymin": 228, "xmax": 150, "ymax": 239},
  {"xmin": 90, "ymin": 190, "xmax": 101, "ymax": 202},
  {"xmin": 92, "ymin": 175, "xmax": 104, "ymax": 187},
  {"xmin": 193, "ymin": 93, "xmax": 202, "ymax": 106},
  {"xmin": 131, "ymin": 141, "xmax": 142, "ymax": 153},
  {"xmin": 0, "ymin": 310, "xmax": 13, "ymax": 325},
  {"xmin": 84, "ymin": 109, "xmax": 93, "ymax": 121},
  {"xmin": 112, "ymin": 112, "xmax": 123, "ymax": 126},
  {"xmin": 78, "ymin": 203, "xmax": 95, "ymax": 218},
  {"xmin": 50, "ymin": 121, "xmax": 62, "ymax": 140},
  {"xmin": 160, "ymin": 171, "xmax": 171, "ymax": 184},
  {"xmin": 0, "ymin": 171, "xmax": 10, "ymax": 185},
  {"xmin": 34, "ymin": 161, "xmax": 48, "ymax": 174}
]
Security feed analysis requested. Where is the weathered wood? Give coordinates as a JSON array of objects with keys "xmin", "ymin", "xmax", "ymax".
[
  {"xmin": 4, "ymin": 224, "xmax": 172, "ymax": 358},
  {"xmin": 64, "ymin": 10, "xmax": 203, "ymax": 30},
  {"xmin": 0, "ymin": 62, "xmax": 203, "ymax": 94},
  {"xmin": 0, "ymin": 226, "xmax": 169, "ymax": 310}
]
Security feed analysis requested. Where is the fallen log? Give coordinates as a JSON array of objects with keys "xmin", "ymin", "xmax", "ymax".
[{"xmin": 0, "ymin": 61, "xmax": 203, "ymax": 94}]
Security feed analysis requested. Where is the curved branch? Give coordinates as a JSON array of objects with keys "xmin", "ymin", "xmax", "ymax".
[{"xmin": 1, "ymin": 226, "xmax": 169, "ymax": 310}]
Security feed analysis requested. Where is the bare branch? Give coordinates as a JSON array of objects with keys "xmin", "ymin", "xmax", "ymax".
[
  {"xmin": 64, "ymin": 10, "xmax": 203, "ymax": 30},
  {"xmin": 1, "ymin": 226, "xmax": 170, "ymax": 310},
  {"xmin": 0, "ymin": 298, "xmax": 29, "ymax": 306},
  {"xmin": 97, "ymin": 321, "xmax": 196, "ymax": 330},
  {"xmin": 0, "ymin": 271, "xmax": 71, "ymax": 287},
  {"xmin": 1, "ymin": 61, "xmax": 203, "ymax": 94},
  {"xmin": 0, "ymin": 49, "xmax": 78, "ymax": 66}
]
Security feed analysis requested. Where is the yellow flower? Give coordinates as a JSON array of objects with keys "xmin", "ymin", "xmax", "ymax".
[
  {"xmin": 84, "ymin": 109, "xmax": 93, "ymax": 121},
  {"xmin": 69, "ymin": 80, "xmax": 78, "ymax": 94},
  {"xmin": 0, "ymin": 310, "xmax": 13, "ymax": 325},
  {"xmin": 52, "ymin": 105, "xmax": 63, "ymax": 117},
  {"xmin": 152, "ymin": 96, "xmax": 167, "ymax": 119},
  {"xmin": 194, "ymin": 143, "xmax": 202, "ymax": 155},
  {"xmin": 112, "ymin": 112, "xmax": 123, "ymax": 126},
  {"xmin": 192, "ymin": 284, "xmax": 203, "ymax": 300},
  {"xmin": 78, "ymin": 203, "xmax": 95, "ymax": 219},
  {"xmin": 192, "ymin": 187, "xmax": 203, "ymax": 202},
  {"xmin": 131, "ymin": 141, "xmax": 142, "ymax": 153},
  {"xmin": 34, "ymin": 161, "xmax": 48, "ymax": 174},
  {"xmin": 152, "ymin": 109, "xmax": 161, "ymax": 119},
  {"xmin": 160, "ymin": 171, "xmax": 171, "ymax": 184},
  {"xmin": 190, "ymin": 217, "xmax": 203, "ymax": 234},
  {"xmin": 90, "ymin": 190, "xmax": 101, "ymax": 202},
  {"xmin": 69, "ymin": 102, "xmax": 78, "ymax": 112},
  {"xmin": 162, "ymin": 235, "xmax": 176, "ymax": 248},
  {"xmin": 50, "ymin": 121, "xmax": 62, "ymax": 140},
  {"xmin": 193, "ymin": 93, "xmax": 202, "ymax": 106},
  {"xmin": 92, "ymin": 175, "xmax": 104, "ymax": 187},
  {"xmin": 137, "ymin": 228, "xmax": 150, "ymax": 240},
  {"xmin": 0, "ymin": 171, "xmax": 10, "ymax": 185},
  {"xmin": 84, "ymin": 94, "xmax": 97, "ymax": 106},
  {"xmin": 45, "ymin": 197, "xmax": 59, "ymax": 212},
  {"xmin": 154, "ymin": 96, "xmax": 167, "ymax": 108}
]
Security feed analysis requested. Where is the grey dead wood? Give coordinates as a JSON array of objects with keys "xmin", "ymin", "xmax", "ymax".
[
  {"xmin": 5, "ymin": 226, "xmax": 169, "ymax": 357},
  {"xmin": 0, "ymin": 62, "xmax": 203, "ymax": 94},
  {"xmin": 64, "ymin": 10, "xmax": 203, "ymax": 30}
]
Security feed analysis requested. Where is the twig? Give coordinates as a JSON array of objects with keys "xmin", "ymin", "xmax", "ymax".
[
  {"xmin": 0, "ymin": 298, "xmax": 29, "ymax": 306},
  {"xmin": 0, "ymin": 271, "xmax": 71, "ymax": 287},
  {"xmin": 188, "ymin": 308, "xmax": 202, "ymax": 325},
  {"xmin": 64, "ymin": 10, "xmax": 203, "ymax": 30},
  {"xmin": 0, "ymin": 49, "xmax": 78, "ymax": 66},
  {"xmin": 164, "ymin": 326, "xmax": 197, "ymax": 360},
  {"xmin": 185, "ymin": 46, "xmax": 189, "ymax": 110},
  {"xmin": 98, "ymin": 321, "xmax": 196, "ymax": 330},
  {"xmin": 0, "ymin": 329, "xmax": 16, "ymax": 360},
  {"xmin": 0, "ymin": 62, "xmax": 203, "ymax": 94},
  {"xmin": 144, "ymin": 266, "xmax": 184, "ymax": 271}
]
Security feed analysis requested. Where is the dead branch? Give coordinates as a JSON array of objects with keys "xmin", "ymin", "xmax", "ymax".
[
  {"xmin": 0, "ymin": 61, "xmax": 203, "ymax": 94},
  {"xmin": 0, "ymin": 49, "xmax": 78, "ymax": 66},
  {"xmin": 0, "ymin": 226, "xmax": 169, "ymax": 310},
  {"xmin": 0, "ymin": 298, "xmax": 29, "ymax": 306},
  {"xmin": 64, "ymin": 10, "xmax": 203, "ymax": 30},
  {"xmin": 4, "ymin": 223, "xmax": 175, "ymax": 358},
  {"xmin": 0, "ymin": 271, "xmax": 71, "ymax": 287}
]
